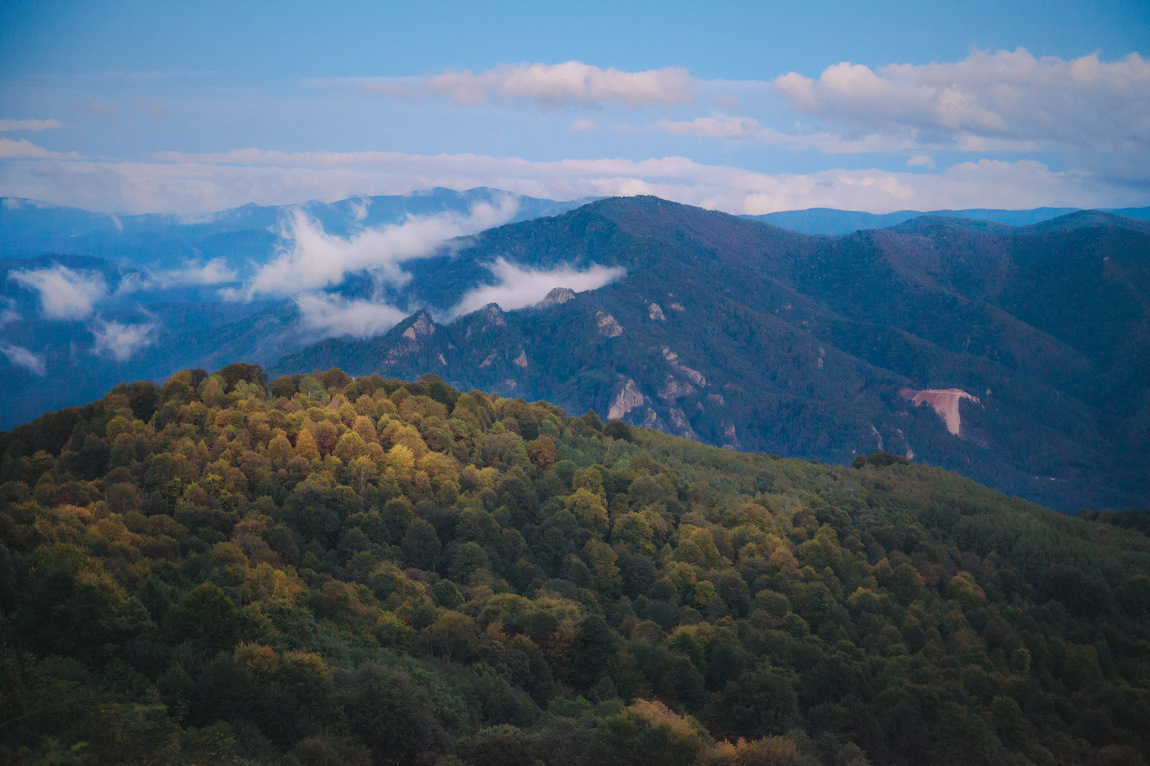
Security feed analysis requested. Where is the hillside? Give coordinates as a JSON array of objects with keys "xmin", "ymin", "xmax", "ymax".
[
  {"xmin": 1, "ymin": 367, "xmax": 1148, "ymax": 764},
  {"xmin": 274, "ymin": 197, "xmax": 1150, "ymax": 510}
]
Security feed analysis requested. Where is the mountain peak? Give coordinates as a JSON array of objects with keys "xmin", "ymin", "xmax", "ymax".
[{"xmin": 537, "ymin": 287, "xmax": 576, "ymax": 307}]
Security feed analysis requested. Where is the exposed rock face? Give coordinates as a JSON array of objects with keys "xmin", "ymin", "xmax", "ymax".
[
  {"xmin": 659, "ymin": 377, "xmax": 696, "ymax": 401},
  {"xmin": 871, "ymin": 425, "xmax": 884, "ymax": 451},
  {"xmin": 669, "ymin": 302, "xmax": 685, "ymax": 312},
  {"xmin": 662, "ymin": 347, "xmax": 706, "ymax": 387},
  {"xmin": 901, "ymin": 387, "xmax": 980, "ymax": 437},
  {"xmin": 436, "ymin": 353, "xmax": 447, "ymax": 366},
  {"xmin": 648, "ymin": 302, "xmax": 666, "ymax": 321},
  {"xmin": 668, "ymin": 407, "xmax": 697, "ymax": 440},
  {"xmin": 595, "ymin": 311, "xmax": 624, "ymax": 338},
  {"xmin": 538, "ymin": 287, "xmax": 576, "ymax": 307},
  {"xmin": 387, "ymin": 311, "xmax": 437, "ymax": 363},
  {"xmin": 707, "ymin": 393, "xmax": 725, "ymax": 406},
  {"xmin": 721, "ymin": 423, "xmax": 741, "ymax": 451},
  {"xmin": 479, "ymin": 352, "xmax": 498, "ymax": 368},
  {"xmin": 402, "ymin": 312, "xmax": 437, "ymax": 342},
  {"xmin": 514, "ymin": 350, "xmax": 528, "ymax": 368},
  {"xmin": 608, "ymin": 378, "xmax": 645, "ymax": 420},
  {"xmin": 481, "ymin": 303, "xmax": 507, "ymax": 327}
]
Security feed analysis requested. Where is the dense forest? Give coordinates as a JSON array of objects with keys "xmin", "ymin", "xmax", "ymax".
[{"xmin": 1, "ymin": 364, "xmax": 1148, "ymax": 765}]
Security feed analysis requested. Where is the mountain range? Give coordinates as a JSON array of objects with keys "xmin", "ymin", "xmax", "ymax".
[
  {"xmin": 748, "ymin": 205, "xmax": 1150, "ymax": 236},
  {"xmin": 2, "ymin": 192, "xmax": 1148, "ymax": 510}
]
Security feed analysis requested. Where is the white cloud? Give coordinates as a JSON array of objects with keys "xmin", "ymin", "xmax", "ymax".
[
  {"xmin": 8, "ymin": 266, "xmax": 108, "ymax": 320},
  {"xmin": 907, "ymin": 154, "xmax": 935, "ymax": 168},
  {"xmin": 90, "ymin": 320, "xmax": 156, "ymax": 361},
  {"xmin": 1, "ymin": 345, "xmax": 45, "ymax": 376},
  {"xmin": 162, "ymin": 259, "xmax": 238, "ymax": 286},
  {"xmin": 774, "ymin": 49, "xmax": 1150, "ymax": 153},
  {"xmin": 0, "ymin": 138, "xmax": 83, "ymax": 160},
  {"xmin": 449, "ymin": 258, "xmax": 625, "ymax": 319},
  {"xmin": 0, "ymin": 297, "xmax": 19, "ymax": 327},
  {"xmin": 569, "ymin": 118, "xmax": 598, "ymax": 131},
  {"xmin": 423, "ymin": 61, "xmax": 697, "ymax": 107},
  {"xmin": 347, "ymin": 196, "xmax": 370, "ymax": 221},
  {"xmin": 294, "ymin": 293, "xmax": 409, "ymax": 339},
  {"xmin": 0, "ymin": 119, "xmax": 61, "ymax": 131},
  {"xmin": 244, "ymin": 196, "xmax": 519, "ymax": 298}
]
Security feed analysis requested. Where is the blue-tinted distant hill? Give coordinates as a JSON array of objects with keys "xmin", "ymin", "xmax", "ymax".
[
  {"xmin": 746, "ymin": 205, "xmax": 1150, "ymax": 235},
  {"xmin": 0, "ymin": 188, "xmax": 595, "ymax": 268}
]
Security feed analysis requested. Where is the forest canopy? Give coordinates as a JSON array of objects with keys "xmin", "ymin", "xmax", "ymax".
[{"xmin": 1, "ymin": 364, "xmax": 1148, "ymax": 765}]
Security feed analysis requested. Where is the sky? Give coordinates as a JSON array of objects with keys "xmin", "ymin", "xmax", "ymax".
[{"xmin": 1, "ymin": 0, "xmax": 1148, "ymax": 215}]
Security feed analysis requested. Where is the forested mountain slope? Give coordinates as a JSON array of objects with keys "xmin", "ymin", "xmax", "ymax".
[
  {"xmin": 275, "ymin": 197, "xmax": 1150, "ymax": 509},
  {"xmin": 2, "ymin": 367, "xmax": 1148, "ymax": 764}
]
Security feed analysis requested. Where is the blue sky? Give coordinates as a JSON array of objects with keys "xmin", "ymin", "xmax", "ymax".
[{"xmin": 1, "ymin": 0, "xmax": 1147, "ymax": 214}]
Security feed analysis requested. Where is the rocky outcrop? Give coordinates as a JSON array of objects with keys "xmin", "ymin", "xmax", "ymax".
[
  {"xmin": 538, "ymin": 287, "xmax": 576, "ymax": 308},
  {"xmin": 662, "ymin": 347, "xmax": 706, "ymax": 387},
  {"xmin": 648, "ymin": 303, "xmax": 666, "ymax": 321},
  {"xmin": 659, "ymin": 377, "xmax": 696, "ymax": 401},
  {"xmin": 596, "ymin": 311, "xmax": 624, "ymax": 338},
  {"xmin": 514, "ymin": 350, "xmax": 528, "ymax": 368},
  {"xmin": 609, "ymin": 379, "xmax": 645, "ymax": 420},
  {"xmin": 668, "ymin": 407, "xmax": 697, "ymax": 440},
  {"xmin": 402, "ymin": 311, "xmax": 436, "ymax": 342}
]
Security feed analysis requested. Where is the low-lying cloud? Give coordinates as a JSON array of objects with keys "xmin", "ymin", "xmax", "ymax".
[
  {"xmin": 9, "ymin": 265, "xmax": 108, "ymax": 320},
  {"xmin": 244, "ymin": 196, "xmax": 519, "ymax": 298},
  {"xmin": 1, "ymin": 344, "xmax": 46, "ymax": 376},
  {"xmin": 449, "ymin": 258, "xmax": 626, "ymax": 319},
  {"xmin": 295, "ymin": 293, "xmax": 409, "ymax": 339},
  {"xmin": 90, "ymin": 320, "xmax": 156, "ymax": 361},
  {"xmin": 774, "ymin": 49, "xmax": 1150, "ymax": 153}
]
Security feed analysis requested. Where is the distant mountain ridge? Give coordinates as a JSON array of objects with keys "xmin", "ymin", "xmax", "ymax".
[
  {"xmin": 747, "ymin": 205, "xmax": 1150, "ymax": 235},
  {"xmin": 3, "ymin": 193, "xmax": 1148, "ymax": 510},
  {"xmin": 268, "ymin": 198, "xmax": 1150, "ymax": 509}
]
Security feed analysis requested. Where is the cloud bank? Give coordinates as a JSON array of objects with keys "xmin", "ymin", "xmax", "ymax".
[
  {"xmin": 774, "ymin": 49, "xmax": 1150, "ymax": 153},
  {"xmin": 2, "ymin": 149, "xmax": 1142, "ymax": 216},
  {"xmin": 90, "ymin": 320, "xmax": 155, "ymax": 361},
  {"xmin": 0, "ymin": 138, "xmax": 83, "ymax": 160},
  {"xmin": 294, "ymin": 293, "xmax": 409, "ymax": 339},
  {"xmin": 1, "ymin": 345, "xmax": 46, "ymax": 376},
  {"xmin": 244, "ymin": 196, "xmax": 519, "ymax": 298},
  {"xmin": 449, "ymin": 258, "xmax": 625, "ymax": 319},
  {"xmin": 9, "ymin": 266, "xmax": 108, "ymax": 320}
]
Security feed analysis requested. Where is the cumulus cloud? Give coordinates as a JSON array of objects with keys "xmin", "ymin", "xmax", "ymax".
[
  {"xmin": 907, "ymin": 154, "xmax": 935, "ymax": 168},
  {"xmin": 1, "ymin": 345, "xmax": 46, "ymax": 376},
  {"xmin": 9, "ymin": 266, "xmax": 108, "ymax": 320},
  {"xmin": 0, "ymin": 118, "xmax": 61, "ymax": 131},
  {"xmin": 0, "ymin": 138, "xmax": 83, "ymax": 160},
  {"xmin": 774, "ymin": 49, "xmax": 1150, "ymax": 153},
  {"xmin": 294, "ymin": 293, "xmax": 409, "ymax": 339},
  {"xmin": 364, "ymin": 61, "xmax": 697, "ymax": 108},
  {"xmin": 569, "ymin": 118, "xmax": 598, "ymax": 131},
  {"xmin": 244, "ymin": 196, "xmax": 519, "ymax": 298},
  {"xmin": 449, "ymin": 258, "xmax": 626, "ymax": 319},
  {"xmin": 90, "ymin": 320, "xmax": 156, "ymax": 361}
]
